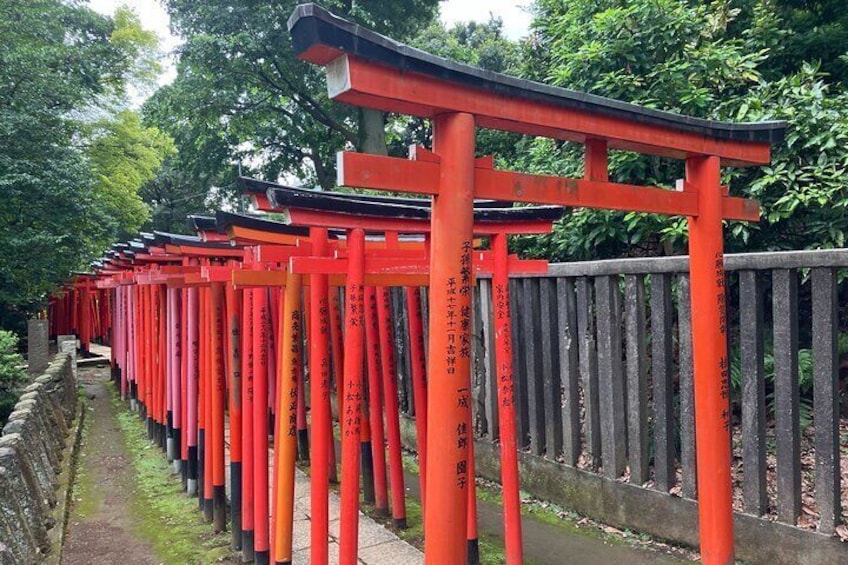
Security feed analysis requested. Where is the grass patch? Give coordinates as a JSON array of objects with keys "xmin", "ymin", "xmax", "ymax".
[{"xmin": 111, "ymin": 392, "xmax": 234, "ymax": 564}]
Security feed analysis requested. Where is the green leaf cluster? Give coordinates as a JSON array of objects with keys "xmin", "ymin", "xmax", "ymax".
[
  {"xmin": 145, "ymin": 0, "xmax": 439, "ymax": 200},
  {"xmin": 0, "ymin": 1, "xmax": 172, "ymax": 328},
  {"xmin": 511, "ymin": 0, "xmax": 848, "ymax": 261},
  {"xmin": 0, "ymin": 329, "xmax": 26, "ymax": 424}
]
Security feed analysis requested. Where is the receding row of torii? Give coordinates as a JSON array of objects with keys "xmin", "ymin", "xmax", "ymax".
[{"xmin": 51, "ymin": 4, "xmax": 785, "ymax": 565}]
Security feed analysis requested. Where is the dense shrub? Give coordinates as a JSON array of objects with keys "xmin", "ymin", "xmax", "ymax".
[{"xmin": 0, "ymin": 330, "xmax": 26, "ymax": 424}]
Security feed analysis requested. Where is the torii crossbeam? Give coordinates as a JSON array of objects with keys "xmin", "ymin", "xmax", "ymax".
[{"xmin": 288, "ymin": 4, "xmax": 786, "ymax": 565}]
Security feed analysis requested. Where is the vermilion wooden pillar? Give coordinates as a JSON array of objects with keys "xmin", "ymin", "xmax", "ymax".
[
  {"xmin": 242, "ymin": 289, "xmax": 256, "ymax": 562},
  {"xmin": 210, "ymin": 282, "xmax": 228, "ymax": 532},
  {"xmin": 272, "ymin": 272, "xmax": 302, "ymax": 565},
  {"xmin": 180, "ymin": 285, "xmax": 190, "ymax": 489},
  {"xmin": 376, "ymin": 287, "xmax": 406, "ymax": 528},
  {"xmin": 202, "ymin": 285, "xmax": 214, "ymax": 521},
  {"xmin": 405, "ymin": 287, "xmax": 428, "ymax": 509},
  {"xmin": 226, "ymin": 285, "xmax": 244, "ymax": 550},
  {"xmin": 253, "ymin": 286, "xmax": 271, "ymax": 565},
  {"xmin": 364, "ymin": 287, "xmax": 389, "ymax": 515},
  {"xmin": 339, "ymin": 228, "xmax": 365, "ymax": 565},
  {"xmin": 186, "ymin": 287, "xmax": 200, "ymax": 496},
  {"xmin": 686, "ymin": 155, "xmax": 735, "ymax": 564},
  {"xmin": 309, "ymin": 228, "xmax": 332, "ymax": 565},
  {"xmin": 424, "ymin": 112, "xmax": 476, "ymax": 565},
  {"xmin": 491, "ymin": 232, "xmax": 522, "ymax": 563}
]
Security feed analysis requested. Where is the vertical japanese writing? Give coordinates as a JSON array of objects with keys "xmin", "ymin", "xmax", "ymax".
[
  {"xmin": 318, "ymin": 296, "xmax": 330, "ymax": 400},
  {"xmin": 343, "ymin": 283, "xmax": 364, "ymax": 438},
  {"xmin": 455, "ymin": 240, "xmax": 474, "ymax": 489},
  {"xmin": 288, "ymin": 305, "xmax": 301, "ymax": 438},
  {"xmin": 230, "ymin": 303, "xmax": 241, "ymax": 407},
  {"xmin": 494, "ymin": 282, "xmax": 514, "ymax": 407},
  {"xmin": 715, "ymin": 252, "xmax": 730, "ymax": 431},
  {"xmin": 246, "ymin": 291, "xmax": 254, "ymax": 404}
]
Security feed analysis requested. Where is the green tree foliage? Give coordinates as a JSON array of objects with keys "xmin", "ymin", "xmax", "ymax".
[
  {"xmin": 0, "ymin": 1, "xmax": 167, "ymax": 329},
  {"xmin": 149, "ymin": 0, "xmax": 439, "ymax": 194},
  {"xmin": 512, "ymin": 0, "xmax": 848, "ymax": 261},
  {"xmin": 139, "ymin": 157, "xmax": 218, "ymax": 235},
  {"xmin": 394, "ymin": 17, "xmax": 525, "ymax": 161},
  {"xmin": 87, "ymin": 110, "xmax": 175, "ymax": 241},
  {"xmin": 0, "ymin": 330, "xmax": 26, "ymax": 424}
]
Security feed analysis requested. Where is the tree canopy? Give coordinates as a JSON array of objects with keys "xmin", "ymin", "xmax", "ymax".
[
  {"xmin": 145, "ymin": 0, "xmax": 440, "ymax": 201},
  {"xmin": 510, "ymin": 0, "xmax": 848, "ymax": 261},
  {"xmin": 4, "ymin": 0, "xmax": 848, "ymax": 331},
  {"xmin": 0, "ymin": 1, "xmax": 171, "ymax": 330}
]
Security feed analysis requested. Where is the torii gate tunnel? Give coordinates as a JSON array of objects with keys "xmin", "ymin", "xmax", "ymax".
[{"xmin": 287, "ymin": 4, "xmax": 785, "ymax": 565}]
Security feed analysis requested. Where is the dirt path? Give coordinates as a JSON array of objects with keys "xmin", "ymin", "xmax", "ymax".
[{"xmin": 61, "ymin": 368, "xmax": 160, "ymax": 565}]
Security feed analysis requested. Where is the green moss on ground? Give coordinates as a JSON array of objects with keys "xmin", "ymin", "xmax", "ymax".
[
  {"xmin": 70, "ymin": 406, "xmax": 100, "ymax": 519},
  {"xmin": 111, "ymin": 393, "xmax": 234, "ymax": 564}
]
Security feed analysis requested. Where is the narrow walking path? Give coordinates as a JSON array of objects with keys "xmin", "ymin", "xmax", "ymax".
[
  {"xmin": 61, "ymin": 363, "xmax": 423, "ymax": 565},
  {"xmin": 61, "ymin": 361, "xmax": 688, "ymax": 565},
  {"xmin": 62, "ymin": 367, "xmax": 161, "ymax": 565}
]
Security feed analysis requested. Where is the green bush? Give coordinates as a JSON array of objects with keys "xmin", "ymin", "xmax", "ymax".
[{"xmin": 0, "ymin": 330, "xmax": 26, "ymax": 424}]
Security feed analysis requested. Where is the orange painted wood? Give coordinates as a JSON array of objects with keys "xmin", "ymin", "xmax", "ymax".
[
  {"xmin": 228, "ymin": 226, "xmax": 303, "ymax": 246},
  {"xmin": 686, "ymin": 156, "xmax": 735, "ymax": 564},
  {"xmin": 328, "ymin": 54, "xmax": 772, "ymax": 166},
  {"xmin": 338, "ymin": 152, "xmax": 760, "ymax": 221},
  {"xmin": 232, "ymin": 270, "xmax": 288, "ymax": 288},
  {"xmin": 423, "ymin": 112, "xmax": 476, "ymax": 565}
]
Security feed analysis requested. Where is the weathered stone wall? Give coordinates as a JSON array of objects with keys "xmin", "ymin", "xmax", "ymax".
[{"xmin": 0, "ymin": 353, "xmax": 77, "ymax": 564}]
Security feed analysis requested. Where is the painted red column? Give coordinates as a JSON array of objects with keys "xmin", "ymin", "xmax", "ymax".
[
  {"xmin": 253, "ymin": 286, "xmax": 272, "ymax": 564},
  {"xmin": 339, "ymin": 228, "xmax": 366, "ymax": 564},
  {"xmin": 242, "ymin": 289, "xmax": 256, "ymax": 561},
  {"xmin": 686, "ymin": 155, "xmax": 734, "ymax": 564},
  {"xmin": 210, "ymin": 282, "xmax": 228, "ymax": 532},
  {"xmin": 202, "ymin": 286, "xmax": 214, "ymax": 521},
  {"xmin": 180, "ymin": 286, "xmax": 190, "ymax": 488},
  {"xmin": 170, "ymin": 287, "xmax": 182, "ymax": 474},
  {"xmin": 376, "ymin": 287, "xmax": 406, "ymax": 528},
  {"xmin": 186, "ymin": 287, "xmax": 200, "ymax": 496},
  {"xmin": 364, "ymin": 287, "xmax": 388, "ymax": 514},
  {"xmin": 309, "ymin": 228, "xmax": 332, "ymax": 565},
  {"xmin": 272, "ymin": 272, "xmax": 302, "ymax": 565},
  {"xmin": 424, "ymin": 112, "xmax": 476, "ymax": 564},
  {"xmin": 406, "ymin": 287, "xmax": 428, "ymax": 509},
  {"xmin": 491, "ymin": 232, "xmax": 523, "ymax": 564},
  {"xmin": 226, "ymin": 285, "xmax": 243, "ymax": 550}
]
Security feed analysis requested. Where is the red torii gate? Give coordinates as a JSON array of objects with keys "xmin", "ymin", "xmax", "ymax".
[
  {"xmin": 246, "ymin": 181, "xmax": 560, "ymax": 564},
  {"xmin": 287, "ymin": 4, "xmax": 785, "ymax": 564}
]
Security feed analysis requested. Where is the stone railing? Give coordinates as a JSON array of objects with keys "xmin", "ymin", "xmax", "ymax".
[{"xmin": 0, "ymin": 349, "xmax": 78, "ymax": 563}]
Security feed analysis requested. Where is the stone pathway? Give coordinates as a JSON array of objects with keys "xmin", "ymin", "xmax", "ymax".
[
  {"xmin": 224, "ymin": 432, "xmax": 424, "ymax": 564},
  {"xmin": 61, "ymin": 368, "xmax": 159, "ymax": 565},
  {"xmin": 288, "ymin": 471, "xmax": 423, "ymax": 564},
  {"xmin": 66, "ymin": 359, "xmax": 421, "ymax": 565},
  {"xmin": 70, "ymin": 353, "xmax": 684, "ymax": 565}
]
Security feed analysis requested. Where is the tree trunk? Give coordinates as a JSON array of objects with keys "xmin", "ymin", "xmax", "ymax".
[
  {"xmin": 358, "ymin": 107, "xmax": 388, "ymax": 156},
  {"xmin": 312, "ymin": 149, "xmax": 333, "ymax": 190}
]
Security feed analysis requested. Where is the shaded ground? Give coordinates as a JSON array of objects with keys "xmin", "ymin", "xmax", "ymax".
[{"xmin": 61, "ymin": 367, "xmax": 159, "ymax": 565}]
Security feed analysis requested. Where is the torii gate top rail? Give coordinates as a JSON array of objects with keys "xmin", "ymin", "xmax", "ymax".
[
  {"xmin": 287, "ymin": 3, "xmax": 784, "ymax": 167},
  {"xmin": 285, "ymin": 4, "xmax": 788, "ymax": 565}
]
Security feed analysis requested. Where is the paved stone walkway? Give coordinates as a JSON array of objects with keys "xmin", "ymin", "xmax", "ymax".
[
  {"xmin": 79, "ymin": 351, "xmax": 422, "ymax": 565},
  {"xmin": 222, "ymin": 417, "xmax": 424, "ymax": 563},
  {"xmin": 288, "ymin": 470, "xmax": 423, "ymax": 564}
]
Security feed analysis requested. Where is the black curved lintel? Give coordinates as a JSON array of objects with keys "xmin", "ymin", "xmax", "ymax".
[{"xmin": 288, "ymin": 3, "xmax": 785, "ymax": 146}]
